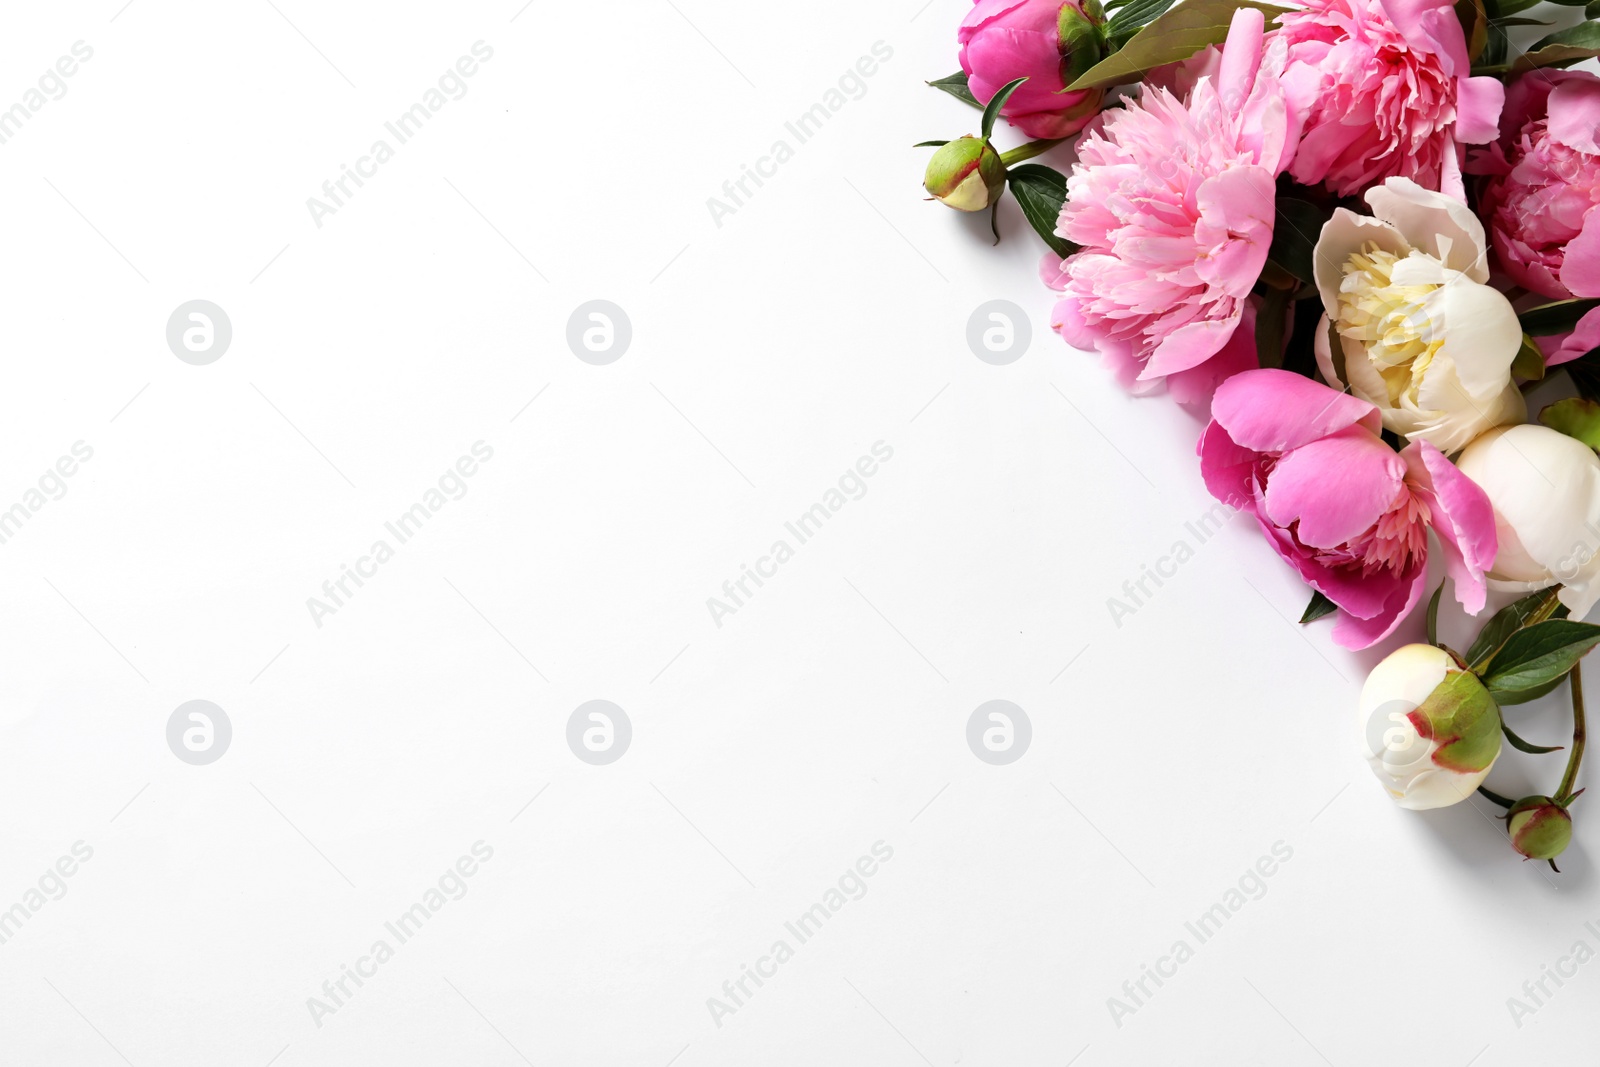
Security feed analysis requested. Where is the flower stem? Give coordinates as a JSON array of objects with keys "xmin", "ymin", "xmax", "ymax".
[
  {"xmin": 1558, "ymin": 661, "xmax": 1587, "ymax": 804},
  {"xmin": 999, "ymin": 138, "xmax": 1068, "ymax": 166}
]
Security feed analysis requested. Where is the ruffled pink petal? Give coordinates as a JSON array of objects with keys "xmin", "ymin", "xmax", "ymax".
[
  {"xmin": 1403, "ymin": 441, "xmax": 1496, "ymax": 614},
  {"xmin": 1211, "ymin": 368, "xmax": 1382, "ymax": 453},
  {"xmin": 1262, "ymin": 428, "xmax": 1406, "ymax": 548}
]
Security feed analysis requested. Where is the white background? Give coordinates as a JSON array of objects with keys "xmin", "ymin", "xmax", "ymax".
[{"xmin": 0, "ymin": 1, "xmax": 1595, "ymax": 1064}]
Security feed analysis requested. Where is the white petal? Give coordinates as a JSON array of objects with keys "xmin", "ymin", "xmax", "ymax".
[
  {"xmin": 1365, "ymin": 177, "xmax": 1492, "ymax": 283},
  {"xmin": 1313, "ymin": 209, "xmax": 1408, "ymax": 331}
]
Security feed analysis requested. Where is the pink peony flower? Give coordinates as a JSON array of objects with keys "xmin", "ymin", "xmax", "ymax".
[
  {"xmin": 1276, "ymin": 0, "xmax": 1504, "ymax": 198},
  {"xmin": 958, "ymin": 0, "xmax": 1105, "ymax": 139},
  {"xmin": 1041, "ymin": 7, "xmax": 1297, "ymax": 403},
  {"xmin": 1470, "ymin": 71, "xmax": 1600, "ymax": 367},
  {"xmin": 1199, "ymin": 369, "xmax": 1498, "ymax": 649},
  {"xmin": 1473, "ymin": 71, "xmax": 1600, "ymax": 299}
]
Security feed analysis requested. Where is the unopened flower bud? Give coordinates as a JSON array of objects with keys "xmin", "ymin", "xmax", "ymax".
[
  {"xmin": 1359, "ymin": 644, "xmax": 1502, "ymax": 810},
  {"xmin": 1506, "ymin": 796, "xmax": 1573, "ymax": 862},
  {"xmin": 924, "ymin": 136, "xmax": 1005, "ymax": 212}
]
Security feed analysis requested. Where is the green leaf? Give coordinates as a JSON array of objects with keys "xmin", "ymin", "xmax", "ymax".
[
  {"xmin": 1589, "ymin": 0, "xmax": 1600, "ymax": 18},
  {"xmin": 1513, "ymin": 332, "xmax": 1547, "ymax": 381},
  {"xmin": 1490, "ymin": 15, "xmax": 1553, "ymax": 24},
  {"xmin": 1300, "ymin": 590, "xmax": 1337, "ymax": 624},
  {"xmin": 1502, "ymin": 721, "xmax": 1565, "ymax": 754},
  {"xmin": 1519, "ymin": 296, "xmax": 1600, "ymax": 337},
  {"xmin": 1427, "ymin": 582, "xmax": 1445, "ymax": 646},
  {"xmin": 1268, "ymin": 198, "xmax": 1331, "ymax": 287},
  {"xmin": 1007, "ymin": 164, "xmax": 1077, "ymax": 258},
  {"xmin": 1466, "ymin": 588, "xmax": 1568, "ymax": 671},
  {"xmin": 1492, "ymin": 672, "xmax": 1571, "ymax": 706},
  {"xmin": 981, "ymin": 77, "xmax": 1028, "ymax": 140},
  {"xmin": 1539, "ymin": 397, "xmax": 1600, "ymax": 450},
  {"xmin": 913, "ymin": 140, "xmax": 950, "ymax": 147},
  {"xmin": 1067, "ymin": 0, "xmax": 1291, "ymax": 91},
  {"xmin": 927, "ymin": 72, "xmax": 982, "ymax": 110},
  {"xmin": 1510, "ymin": 22, "xmax": 1600, "ymax": 72},
  {"xmin": 1484, "ymin": 619, "xmax": 1600, "ymax": 703},
  {"xmin": 1257, "ymin": 286, "xmax": 1291, "ymax": 369},
  {"xmin": 1107, "ymin": 0, "xmax": 1179, "ymax": 43}
]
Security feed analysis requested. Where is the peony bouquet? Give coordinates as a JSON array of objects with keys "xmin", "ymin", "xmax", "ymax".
[{"xmin": 919, "ymin": 0, "xmax": 1600, "ymax": 866}]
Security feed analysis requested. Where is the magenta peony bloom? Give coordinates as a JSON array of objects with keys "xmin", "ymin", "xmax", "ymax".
[
  {"xmin": 1199, "ymin": 369, "xmax": 1497, "ymax": 649},
  {"xmin": 958, "ymin": 0, "xmax": 1105, "ymax": 139},
  {"xmin": 1042, "ymin": 7, "xmax": 1296, "ymax": 403},
  {"xmin": 1470, "ymin": 71, "xmax": 1600, "ymax": 367},
  {"xmin": 1277, "ymin": 0, "xmax": 1504, "ymax": 198}
]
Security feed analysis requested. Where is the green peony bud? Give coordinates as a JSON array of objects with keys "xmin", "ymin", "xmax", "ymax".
[
  {"xmin": 924, "ymin": 136, "xmax": 1006, "ymax": 212},
  {"xmin": 1506, "ymin": 796, "xmax": 1573, "ymax": 862},
  {"xmin": 1058, "ymin": 3, "xmax": 1107, "ymax": 87}
]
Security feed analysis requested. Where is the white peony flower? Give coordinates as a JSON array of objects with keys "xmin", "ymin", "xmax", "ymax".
[
  {"xmin": 1455, "ymin": 423, "xmax": 1600, "ymax": 619},
  {"xmin": 1359, "ymin": 644, "xmax": 1502, "ymax": 810},
  {"xmin": 1314, "ymin": 177, "xmax": 1525, "ymax": 455}
]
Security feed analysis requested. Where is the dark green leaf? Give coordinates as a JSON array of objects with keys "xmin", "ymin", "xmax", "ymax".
[
  {"xmin": 1300, "ymin": 590, "xmax": 1337, "ymax": 624},
  {"xmin": 1502, "ymin": 721, "xmax": 1565, "ymax": 754},
  {"xmin": 1257, "ymin": 286, "xmax": 1292, "ymax": 369},
  {"xmin": 1490, "ymin": 16, "xmax": 1553, "ymax": 24},
  {"xmin": 1492, "ymin": 672, "xmax": 1571, "ymax": 706},
  {"xmin": 1589, "ymin": 0, "xmax": 1600, "ymax": 18},
  {"xmin": 1007, "ymin": 164, "xmax": 1076, "ymax": 258},
  {"xmin": 1107, "ymin": 0, "xmax": 1179, "ymax": 42},
  {"xmin": 1484, "ymin": 619, "xmax": 1600, "ymax": 702},
  {"xmin": 981, "ymin": 77, "xmax": 1028, "ymax": 140},
  {"xmin": 1427, "ymin": 582, "xmax": 1445, "ymax": 646},
  {"xmin": 1540, "ymin": 397, "xmax": 1600, "ymax": 450},
  {"xmin": 927, "ymin": 72, "xmax": 982, "ymax": 110},
  {"xmin": 1519, "ymin": 297, "xmax": 1600, "ymax": 337},
  {"xmin": 1510, "ymin": 22, "xmax": 1600, "ymax": 72},
  {"xmin": 1496, "ymin": 0, "xmax": 1542, "ymax": 11},
  {"xmin": 1067, "ymin": 0, "xmax": 1291, "ymax": 90},
  {"xmin": 1513, "ymin": 332, "xmax": 1547, "ymax": 381},
  {"xmin": 1467, "ymin": 588, "xmax": 1568, "ymax": 670},
  {"xmin": 913, "ymin": 140, "xmax": 950, "ymax": 147},
  {"xmin": 1268, "ymin": 198, "xmax": 1331, "ymax": 286}
]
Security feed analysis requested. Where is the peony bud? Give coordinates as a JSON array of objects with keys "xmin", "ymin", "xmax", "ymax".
[
  {"xmin": 1506, "ymin": 796, "xmax": 1573, "ymax": 862},
  {"xmin": 958, "ymin": 0, "xmax": 1106, "ymax": 140},
  {"xmin": 1455, "ymin": 423, "xmax": 1600, "ymax": 620},
  {"xmin": 923, "ymin": 136, "xmax": 1006, "ymax": 212},
  {"xmin": 1359, "ymin": 644, "xmax": 1502, "ymax": 809}
]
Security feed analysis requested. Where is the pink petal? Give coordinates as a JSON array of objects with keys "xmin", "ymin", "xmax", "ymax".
[
  {"xmin": 1198, "ymin": 419, "xmax": 1260, "ymax": 507},
  {"xmin": 1455, "ymin": 77, "xmax": 1506, "ymax": 146},
  {"xmin": 1559, "ymin": 208, "xmax": 1600, "ymax": 299},
  {"xmin": 1262, "ymin": 428, "xmax": 1407, "ymax": 548},
  {"xmin": 1403, "ymin": 441, "xmax": 1496, "ymax": 614},
  {"xmin": 1332, "ymin": 565, "xmax": 1428, "ymax": 649},
  {"xmin": 1547, "ymin": 76, "xmax": 1600, "ymax": 155},
  {"xmin": 1211, "ymin": 369, "xmax": 1382, "ymax": 453}
]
